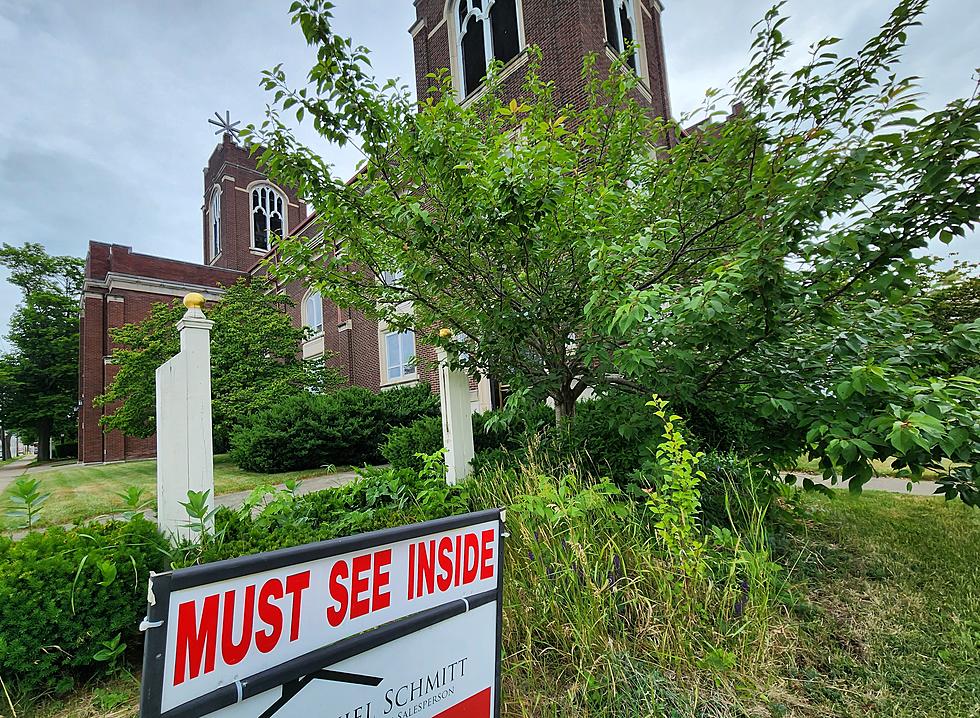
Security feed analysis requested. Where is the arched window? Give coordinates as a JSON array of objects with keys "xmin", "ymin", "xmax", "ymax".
[
  {"xmin": 251, "ymin": 184, "xmax": 286, "ymax": 252},
  {"xmin": 603, "ymin": 0, "xmax": 639, "ymax": 72},
  {"xmin": 208, "ymin": 187, "xmax": 221, "ymax": 260},
  {"xmin": 304, "ymin": 290, "xmax": 324, "ymax": 335},
  {"xmin": 455, "ymin": 0, "xmax": 522, "ymax": 98}
]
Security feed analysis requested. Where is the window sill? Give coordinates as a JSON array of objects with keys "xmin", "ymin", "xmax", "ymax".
[
  {"xmin": 381, "ymin": 375, "xmax": 419, "ymax": 389},
  {"xmin": 460, "ymin": 49, "xmax": 530, "ymax": 108},
  {"xmin": 208, "ymin": 252, "xmax": 223, "ymax": 266},
  {"xmin": 250, "ymin": 247, "xmax": 270, "ymax": 256}
]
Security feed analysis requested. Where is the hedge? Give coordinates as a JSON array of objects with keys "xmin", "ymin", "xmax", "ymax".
[
  {"xmin": 0, "ymin": 517, "xmax": 168, "ymax": 695},
  {"xmin": 230, "ymin": 385, "xmax": 440, "ymax": 473}
]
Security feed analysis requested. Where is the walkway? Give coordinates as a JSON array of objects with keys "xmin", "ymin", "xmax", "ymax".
[
  {"xmin": 0, "ymin": 456, "xmax": 34, "ymax": 496},
  {"xmin": 786, "ymin": 472, "xmax": 940, "ymax": 496}
]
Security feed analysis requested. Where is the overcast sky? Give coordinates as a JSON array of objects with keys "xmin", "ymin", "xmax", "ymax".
[{"xmin": 0, "ymin": 0, "xmax": 977, "ymax": 348}]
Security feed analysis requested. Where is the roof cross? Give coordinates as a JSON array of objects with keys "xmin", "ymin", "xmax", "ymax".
[{"xmin": 208, "ymin": 110, "xmax": 241, "ymax": 137}]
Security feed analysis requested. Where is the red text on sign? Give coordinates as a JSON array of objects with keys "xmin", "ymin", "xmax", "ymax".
[
  {"xmin": 407, "ymin": 529, "xmax": 495, "ymax": 600},
  {"xmin": 173, "ymin": 570, "xmax": 310, "ymax": 686},
  {"xmin": 326, "ymin": 549, "xmax": 393, "ymax": 627}
]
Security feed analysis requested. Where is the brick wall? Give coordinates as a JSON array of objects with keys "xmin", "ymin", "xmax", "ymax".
[
  {"xmin": 78, "ymin": 243, "xmax": 245, "ymax": 463},
  {"xmin": 412, "ymin": 0, "xmax": 670, "ymax": 118}
]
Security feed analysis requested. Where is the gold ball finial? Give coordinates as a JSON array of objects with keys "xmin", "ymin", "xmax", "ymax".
[
  {"xmin": 438, "ymin": 328, "xmax": 452, "ymax": 339},
  {"xmin": 183, "ymin": 292, "xmax": 206, "ymax": 309}
]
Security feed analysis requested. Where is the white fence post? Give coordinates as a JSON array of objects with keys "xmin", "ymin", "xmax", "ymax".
[
  {"xmin": 155, "ymin": 293, "xmax": 215, "ymax": 542},
  {"xmin": 437, "ymin": 348, "xmax": 475, "ymax": 484}
]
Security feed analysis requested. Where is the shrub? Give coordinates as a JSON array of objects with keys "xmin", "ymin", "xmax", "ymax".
[
  {"xmin": 472, "ymin": 402, "xmax": 555, "ymax": 452},
  {"xmin": 547, "ymin": 392, "xmax": 664, "ymax": 484},
  {"xmin": 375, "ymin": 383, "xmax": 440, "ymax": 429},
  {"xmin": 0, "ymin": 517, "xmax": 168, "ymax": 696},
  {"xmin": 381, "ymin": 402, "xmax": 555, "ymax": 474},
  {"xmin": 229, "ymin": 392, "xmax": 330, "ymax": 473},
  {"xmin": 382, "ymin": 416, "xmax": 443, "ymax": 471},
  {"xmin": 698, "ymin": 451, "xmax": 774, "ymax": 530},
  {"xmin": 188, "ymin": 462, "xmax": 470, "ymax": 565},
  {"xmin": 230, "ymin": 386, "xmax": 441, "ymax": 473}
]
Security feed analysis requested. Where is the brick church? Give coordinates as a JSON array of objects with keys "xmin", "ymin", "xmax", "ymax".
[{"xmin": 77, "ymin": 0, "xmax": 672, "ymax": 463}]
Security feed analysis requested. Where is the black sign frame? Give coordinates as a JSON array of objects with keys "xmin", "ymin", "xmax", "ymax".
[{"xmin": 139, "ymin": 508, "xmax": 505, "ymax": 718}]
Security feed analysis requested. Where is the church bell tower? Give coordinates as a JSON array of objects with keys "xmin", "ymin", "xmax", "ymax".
[
  {"xmin": 409, "ymin": 0, "xmax": 671, "ymax": 119},
  {"xmin": 201, "ymin": 115, "xmax": 307, "ymax": 273}
]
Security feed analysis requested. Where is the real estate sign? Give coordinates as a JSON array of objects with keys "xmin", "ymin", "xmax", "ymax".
[{"xmin": 139, "ymin": 509, "xmax": 505, "ymax": 718}]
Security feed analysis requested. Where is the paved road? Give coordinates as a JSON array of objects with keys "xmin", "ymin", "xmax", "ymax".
[{"xmin": 213, "ymin": 470, "xmax": 361, "ymax": 510}]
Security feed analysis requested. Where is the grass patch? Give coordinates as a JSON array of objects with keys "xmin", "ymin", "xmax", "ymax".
[
  {"xmin": 0, "ymin": 455, "xmax": 343, "ymax": 531},
  {"xmin": 772, "ymin": 491, "xmax": 980, "ymax": 716},
  {"xmin": 7, "ymin": 673, "xmax": 139, "ymax": 718}
]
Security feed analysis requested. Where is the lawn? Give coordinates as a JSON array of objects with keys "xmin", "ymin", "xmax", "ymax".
[
  {"xmin": 0, "ymin": 454, "xmax": 341, "ymax": 531},
  {"xmin": 771, "ymin": 491, "xmax": 980, "ymax": 716}
]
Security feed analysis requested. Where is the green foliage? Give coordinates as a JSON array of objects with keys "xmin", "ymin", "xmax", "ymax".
[
  {"xmin": 643, "ymin": 397, "xmax": 705, "ymax": 576},
  {"xmin": 95, "ymin": 278, "xmax": 343, "ymax": 451},
  {"xmin": 579, "ymin": 3, "xmax": 980, "ymax": 498},
  {"xmin": 374, "ymin": 383, "xmax": 440, "ymax": 427},
  {"xmin": 0, "ymin": 517, "xmax": 168, "ymax": 696},
  {"xmin": 0, "ymin": 243, "xmax": 84, "ymax": 461},
  {"xmin": 928, "ymin": 264, "xmax": 980, "ymax": 334},
  {"xmin": 115, "ymin": 486, "xmax": 152, "ymax": 521},
  {"xmin": 230, "ymin": 385, "xmax": 438, "ymax": 473},
  {"xmin": 184, "ymin": 458, "xmax": 469, "ymax": 566},
  {"xmin": 5, "ymin": 475, "xmax": 50, "ymax": 529},
  {"xmin": 547, "ymin": 392, "xmax": 663, "ymax": 483},
  {"xmin": 246, "ymin": 0, "xmax": 979, "ymax": 498},
  {"xmin": 180, "ymin": 489, "xmax": 221, "ymax": 547},
  {"xmin": 472, "ymin": 402, "xmax": 555, "ymax": 452},
  {"xmin": 381, "ymin": 416, "xmax": 443, "ymax": 472},
  {"xmin": 466, "ymin": 454, "xmax": 781, "ymax": 716}
]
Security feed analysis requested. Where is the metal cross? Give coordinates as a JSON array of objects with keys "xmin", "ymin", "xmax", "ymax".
[{"xmin": 208, "ymin": 110, "xmax": 241, "ymax": 136}]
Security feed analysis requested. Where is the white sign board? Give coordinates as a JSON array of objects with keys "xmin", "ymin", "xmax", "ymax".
[{"xmin": 140, "ymin": 510, "xmax": 504, "ymax": 718}]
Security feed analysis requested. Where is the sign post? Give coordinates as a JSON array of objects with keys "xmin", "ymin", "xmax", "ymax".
[{"xmin": 140, "ymin": 510, "xmax": 505, "ymax": 718}]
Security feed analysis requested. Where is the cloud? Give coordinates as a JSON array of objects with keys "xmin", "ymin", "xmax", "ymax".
[{"xmin": 0, "ymin": 0, "xmax": 976, "ymax": 349}]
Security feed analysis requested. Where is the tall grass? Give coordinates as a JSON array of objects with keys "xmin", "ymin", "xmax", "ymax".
[{"xmin": 469, "ymin": 449, "xmax": 783, "ymax": 717}]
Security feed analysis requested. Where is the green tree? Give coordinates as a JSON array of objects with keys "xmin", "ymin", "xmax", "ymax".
[
  {"xmin": 0, "ymin": 243, "xmax": 84, "ymax": 461},
  {"xmin": 580, "ymin": 3, "xmax": 980, "ymax": 499},
  {"xmin": 929, "ymin": 264, "xmax": 980, "ymax": 334},
  {"xmin": 245, "ymin": 0, "xmax": 980, "ymax": 500},
  {"xmin": 0, "ymin": 354, "xmax": 16, "ymax": 461},
  {"xmin": 96, "ymin": 278, "xmax": 343, "ymax": 452},
  {"xmin": 243, "ymin": 19, "xmax": 654, "ymax": 418}
]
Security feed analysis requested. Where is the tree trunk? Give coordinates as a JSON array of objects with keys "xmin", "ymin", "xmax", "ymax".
[
  {"xmin": 552, "ymin": 380, "xmax": 583, "ymax": 422},
  {"xmin": 37, "ymin": 418, "xmax": 52, "ymax": 462},
  {"xmin": 0, "ymin": 426, "xmax": 7, "ymax": 461}
]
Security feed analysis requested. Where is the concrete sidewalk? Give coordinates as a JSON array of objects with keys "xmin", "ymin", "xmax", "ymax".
[{"xmin": 785, "ymin": 472, "xmax": 940, "ymax": 496}]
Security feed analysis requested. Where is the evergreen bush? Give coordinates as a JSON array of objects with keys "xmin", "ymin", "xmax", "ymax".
[
  {"xmin": 381, "ymin": 416, "xmax": 443, "ymax": 471},
  {"xmin": 0, "ymin": 518, "xmax": 168, "ymax": 696},
  {"xmin": 230, "ymin": 385, "xmax": 441, "ymax": 473}
]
